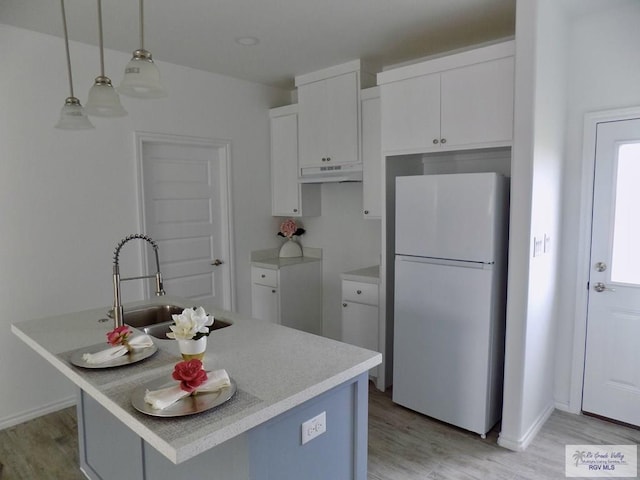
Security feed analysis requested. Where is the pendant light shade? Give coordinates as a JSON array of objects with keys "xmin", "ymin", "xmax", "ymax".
[
  {"xmin": 118, "ymin": 0, "xmax": 167, "ymax": 98},
  {"xmin": 86, "ymin": 76, "xmax": 127, "ymax": 117},
  {"xmin": 55, "ymin": 0, "xmax": 94, "ymax": 130},
  {"xmin": 56, "ymin": 97, "xmax": 95, "ymax": 130},
  {"xmin": 85, "ymin": 0, "xmax": 127, "ymax": 117}
]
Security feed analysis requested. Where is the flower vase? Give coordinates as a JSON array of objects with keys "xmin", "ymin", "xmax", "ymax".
[
  {"xmin": 177, "ymin": 337, "xmax": 207, "ymax": 361},
  {"xmin": 279, "ymin": 237, "xmax": 302, "ymax": 258}
]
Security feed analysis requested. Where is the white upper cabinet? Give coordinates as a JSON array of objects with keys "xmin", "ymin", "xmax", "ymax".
[
  {"xmin": 296, "ymin": 61, "xmax": 367, "ymax": 170},
  {"xmin": 440, "ymin": 57, "xmax": 514, "ymax": 148},
  {"xmin": 379, "ymin": 41, "xmax": 515, "ymax": 155},
  {"xmin": 361, "ymin": 87, "xmax": 382, "ymax": 219},
  {"xmin": 380, "ymin": 73, "xmax": 441, "ymax": 154},
  {"xmin": 269, "ymin": 104, "xmax": 320, "ymax": 217}
]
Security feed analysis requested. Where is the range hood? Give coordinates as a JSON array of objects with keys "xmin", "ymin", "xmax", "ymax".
[{"xmin": 299, "ymin": 163, "xmax": 363, "ymax": 183}]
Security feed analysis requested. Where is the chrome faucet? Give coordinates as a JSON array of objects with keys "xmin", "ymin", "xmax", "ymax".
[{"xmin": 112, "ymin": 234, "xmax": 165, "ymax": 328}]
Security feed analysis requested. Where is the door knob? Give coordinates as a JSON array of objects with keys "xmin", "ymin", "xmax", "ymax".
[
  {"xmin": 593, "ymin": 282, "xmax": 615, "ymax": 292},
  {"xmin": 211, "ymin": 259, "xmax": 223, "ymax": 266},
  {"xmin": 594, "ymin": 262, "xmax": 607, "ymax": 272}
]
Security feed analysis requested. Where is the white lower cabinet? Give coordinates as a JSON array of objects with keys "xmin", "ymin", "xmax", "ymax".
[
  {"xmin": 251, "ymin": 283, "xmax": 279, "ymax": 324},
  {"xmin": 341, "ymin": 276, "xmax": 380, "ymax": 380},
  {"xmin": 251, "ymin": 261, "xmax": 322, "ymax": 335}
]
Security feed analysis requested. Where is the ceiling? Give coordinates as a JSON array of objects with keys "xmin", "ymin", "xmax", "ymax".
[{"xmin": 0, "ymin": 1, "xmax": 520, "ymax": 89}]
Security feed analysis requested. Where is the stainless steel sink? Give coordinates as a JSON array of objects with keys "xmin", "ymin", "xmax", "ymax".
[{"xmin": 107, "ymin": 304, "xmax": 232, "ymax": 339}]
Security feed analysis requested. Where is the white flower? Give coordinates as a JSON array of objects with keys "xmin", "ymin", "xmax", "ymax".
[{"xmin": 166, "ymin": 307, "xmax": 214, "ymax": 341}]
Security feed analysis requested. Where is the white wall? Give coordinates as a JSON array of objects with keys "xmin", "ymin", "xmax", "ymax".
[
  {"xmin": 0, "ymin": 24, "xmax": 289, "ymax": 428},
  {"xmin": 554, "ymin": 0, "xmax": 640, "ymax": 411},
  {"xmin": 498, "ymin": 0, "xmax": 567, "ymax": 451},
  {"xmin": 298, "ymin": 183, "xmax": 382, "ymax": 340}
]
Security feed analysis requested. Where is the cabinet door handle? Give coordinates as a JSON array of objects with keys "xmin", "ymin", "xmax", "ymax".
[
  {"xmin": 356, "ymin": 290, "xmax": 362, "ymax": 294},
  {"xmin": 440, "ymin": 138, "xmax": 447, "ymax": 144},
  {"xmin": 364, "ymin": 210, "xmax": 369, "ymax": 215},
  {"xmin": 211, "ymin": 259, "xmax": 224, "ymax": 266},
  {"xmin": 343, "ymin": 303, "xmax": 348, "ymax": 307},
  {"xmin": 433, "ymin": 139, "xmax": 439, "ymax": 144}
]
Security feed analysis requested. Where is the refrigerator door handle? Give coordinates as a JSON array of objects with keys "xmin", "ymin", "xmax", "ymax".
[{"xmin": 395, "ymin": 255, "xmax": 493, "ymax": 270}]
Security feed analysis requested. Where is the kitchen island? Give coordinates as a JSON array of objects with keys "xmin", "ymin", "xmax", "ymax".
[{"xmin": 12, "ymin": 297, "xmax": 381, "ymax": 479}]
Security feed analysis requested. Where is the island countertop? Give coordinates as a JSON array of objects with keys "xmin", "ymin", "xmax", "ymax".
[{"xmin": 11, "ymin": 297, "xmax": 381, "ymax": 464}]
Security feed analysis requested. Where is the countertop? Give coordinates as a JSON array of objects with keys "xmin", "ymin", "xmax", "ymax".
[
  {"xmin": 250, "ymin": 246, "xmax": 322, "ymax": 270},
  {"xmin": 11, "ymin": 296, "xmax": 380, "ymax": 464},
  {"xmin": 340, "ymin": 265, "xmax": 380, "ymax": 284}
]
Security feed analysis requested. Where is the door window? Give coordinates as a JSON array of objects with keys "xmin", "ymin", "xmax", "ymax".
[{"xmin": 610, "ymin": 142, "xmax": 640, "ymax": 285}]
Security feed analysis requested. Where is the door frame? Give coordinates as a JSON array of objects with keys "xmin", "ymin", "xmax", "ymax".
[
  {"xmin": 134, "ymin": 131, "xmax": 236, "ymax": 311},
  {"xmin": 569, "ymin": 106, "xmax": 640, "ymax": 413}
]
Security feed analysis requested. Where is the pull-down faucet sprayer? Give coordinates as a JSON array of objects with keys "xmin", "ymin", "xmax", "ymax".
[{"xmin": 112, "ymin": 234, "xmax": 165, "ymax": 328}]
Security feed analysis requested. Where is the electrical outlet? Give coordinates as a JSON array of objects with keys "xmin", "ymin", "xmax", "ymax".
[{"xmin": 301, "ymin": 411, "xmax": 326, "ymax": 445}]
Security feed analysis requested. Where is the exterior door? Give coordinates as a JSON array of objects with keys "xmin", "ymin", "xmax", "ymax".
[
  {"xmin": 583, "ymin": 118, "xmax": 640, "ymax": 426},
  {"xmin": 138, "ymin": 134, "xmax": 233, "ymax": 310}
]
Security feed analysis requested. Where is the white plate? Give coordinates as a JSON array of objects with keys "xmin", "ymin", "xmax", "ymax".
[
  {"xmin": 70, "ymin": 343, "xmax": 158, "ymax": 369},
  {"xmin": 131, "ymin": 375, "xmax": 237, "ymax": 417}
]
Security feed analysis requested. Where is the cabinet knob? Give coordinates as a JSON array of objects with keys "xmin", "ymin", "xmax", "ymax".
[
  {"xmin": 356, "ymin": 290, "xmax": 362, "ymax": 295},
  {"xmin": 327, "ymin": 157, "xmax": 331, "ymax": 162},
  {"xmin": 343, "ymin": 303, "xmax": 348, "ymax": 307},
  {"xmin": 261, "ymin": 274, "xmax": 266, "ymax": 278},
  {"xmin": 433, "ymin": 139, "xmax": 439, "ymax": 144},
  {"xmin": 321, "ymin": 157, "xmax": 327, "ymax": 162},
  {"xmin": 440, "ymin": 138, "xmax": 447, "ymax": 144},
  {"xmin": 364, "ymin": 210, "xmax": 369, "ymax": 215},
  {"xmin": 293, "ymin": 208, "xmax": 298, "ymax": 213},
  {"xmin": 272, "ymin": 289, "xmax": 276, "ymax": 293}
]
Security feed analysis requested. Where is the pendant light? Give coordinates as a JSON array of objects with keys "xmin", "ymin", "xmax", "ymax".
[
  {"xmin": 118, "ymin": 0, "xmax": 167, "ymax": 98},
  {"xmin": 85, "ymin": 0, "xmax": 127, "ymax": 117},
  {"xmin": 55, "ymin": 0, "xmax": 94, "ymax": 130}
]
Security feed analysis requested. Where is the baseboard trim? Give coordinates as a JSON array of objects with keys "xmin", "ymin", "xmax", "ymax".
[
  {"xmin": 497, "ymin": 403, "xmax": 555, "ymax": 451},
  {"xmin": 0, "ymin": 395, "xmax": 76, "ymax": 430}
]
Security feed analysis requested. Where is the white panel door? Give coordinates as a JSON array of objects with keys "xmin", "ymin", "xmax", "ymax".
[
  {"xmin": 583, "ymin": 118, "xmax": 640, "ymax": 426},
  {"xmin": 140, "ymin": 138, "xmax": 231, "ymax": 309}
]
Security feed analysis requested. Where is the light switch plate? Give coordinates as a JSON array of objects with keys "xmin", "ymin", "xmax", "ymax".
[{"xmin": 301, "ymin": 411, "xmax": 326, "ymax": 445}]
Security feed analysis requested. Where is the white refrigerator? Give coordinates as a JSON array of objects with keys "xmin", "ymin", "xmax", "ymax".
[{"xmin": 393, "ymin": 172, "xmax": 508, "ymax": 436}]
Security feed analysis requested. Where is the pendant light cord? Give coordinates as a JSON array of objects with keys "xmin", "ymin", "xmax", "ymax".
[
  {"xmin": 60, "ymin": 0, "xmax": 74, "ymax": 97},
  {"xmin": 97, "ymin": 0, "xmax": 105, "ymax": 77},
  {"xmin": 139, "ymin": 0, "xmax": 145, "ymax": 51}
]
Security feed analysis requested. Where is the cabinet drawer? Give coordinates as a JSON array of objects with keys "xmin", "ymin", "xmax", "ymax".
[
  {"xmin": 252, "ymin": 267, "xmax": 278, "ymax": 287},
  {"xmin": 342, "ymin": 281, "xmax": 378, "ymax": 306}
]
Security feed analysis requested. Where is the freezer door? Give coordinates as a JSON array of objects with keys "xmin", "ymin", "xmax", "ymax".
[
  {"xmin": 392, "ymin": 256, "xmax": 503, "ymax": 435},
  {"xmin": 395, "ymin": 173, "xmax": 503, "ymax": 262}
]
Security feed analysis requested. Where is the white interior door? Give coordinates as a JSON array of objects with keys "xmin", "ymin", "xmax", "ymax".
[
  {"xmin": 138, "ymin": 134, "xmax": 233, "ymax": 311},
  {"xmin": 583, "ymin": 118, "xmax": 640, "ymax": 426}
]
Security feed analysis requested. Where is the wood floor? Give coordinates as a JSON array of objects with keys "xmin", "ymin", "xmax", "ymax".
[{"xmin": 0, "ymin": 386, "xmax": 638, "ymax": 479}]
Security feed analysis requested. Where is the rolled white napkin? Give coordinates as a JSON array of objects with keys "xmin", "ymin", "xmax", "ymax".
[
  {"xmin": 144, "ymin": 369, "xmax": 231, "ymax": 410},
  {"xmin": 82, "ymin": 335, "xmax": 154, "ymax": 364}
]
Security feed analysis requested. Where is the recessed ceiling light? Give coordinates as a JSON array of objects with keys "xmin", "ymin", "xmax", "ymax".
[{"xmin": 235, "ymin": 36, "xmax": 260, "ymax": 46}]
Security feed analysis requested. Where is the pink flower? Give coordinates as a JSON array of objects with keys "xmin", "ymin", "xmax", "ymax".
[
  {"xmin": 106, "ymin": 326, "xmax": 132, "ymax": 346},
  {"xmin": 278, "ymin": 219, "xmax": 305, "ymax": 239},
  {"xmin": 279, "ymin": 219, "xmax": 298, "ymax": 238},
  {"xmin": 172, "ymin": 359, "xmax": 208, "ymax": 393}
]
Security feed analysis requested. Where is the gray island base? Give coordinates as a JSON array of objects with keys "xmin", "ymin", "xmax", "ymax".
[{"xmin": 12, "ymin": 297, "xmax": 381, "ymax": 480}]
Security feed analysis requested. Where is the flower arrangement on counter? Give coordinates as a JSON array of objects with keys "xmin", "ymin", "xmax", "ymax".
[
  {"xmin": 166, "ymin": 306, "xmax": 214, "ymax": 341},
  {"xmin": 277, "ymin": 218, "xmax": 305, "ymax": 239},
  {"xmin": 107, "ymin": 325, "xmax": 133, "ymax": 350},
  {"xmin": 172, "ymin": 359, "xmax": 208, "ymax": 393}
]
